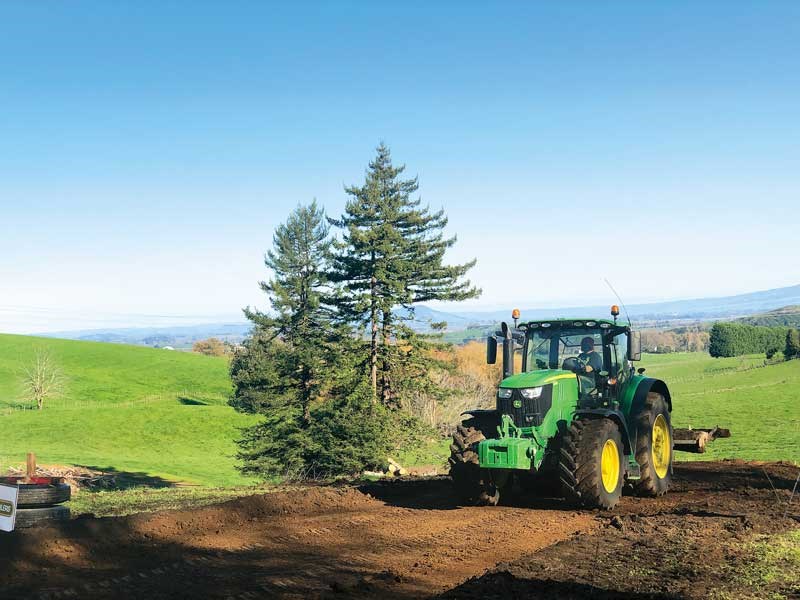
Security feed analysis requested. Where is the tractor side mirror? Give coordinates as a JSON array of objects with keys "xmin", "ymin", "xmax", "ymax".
[
  {"xmin": 486, "ymin": 335, "xmax": 497, "ymax": 364},
  {"xmin": 628, "ymin": 331, "xmax": 642, "ymax": 361}
]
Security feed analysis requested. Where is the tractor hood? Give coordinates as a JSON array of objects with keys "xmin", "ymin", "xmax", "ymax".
[{"xmin": 499, "ymin": 369, "xmax": 578, "ymax": 389}]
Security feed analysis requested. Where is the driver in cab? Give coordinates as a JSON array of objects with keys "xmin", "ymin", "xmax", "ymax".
[{"xmin": 576, "ymin": 336, "xmax": 603, "ymax": 389}]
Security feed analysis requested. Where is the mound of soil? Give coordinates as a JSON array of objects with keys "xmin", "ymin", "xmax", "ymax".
[{"xmin": 0, "ymin": 461, "xmax": 797, "ymax": 599}]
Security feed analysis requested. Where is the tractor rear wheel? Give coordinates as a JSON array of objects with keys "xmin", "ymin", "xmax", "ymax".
[
  {"xmin": 449, "ymin": 420, "xmax": 503, "ymax": 506},
  {"xmin": 559, "ymin": 418, "xmax": 624, "ymax": 510},
  {"xmin": 633, "ymin": 393, "xmax": 673, "ymax": 497}
]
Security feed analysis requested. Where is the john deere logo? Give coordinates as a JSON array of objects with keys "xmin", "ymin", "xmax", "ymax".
[
  {"xmin": 0, "ymin": 500, "xmax": 13, "ymax": 517},
  {"xmin": 513, "ymin": 400, "xmax": 522, "ymax": 409}
]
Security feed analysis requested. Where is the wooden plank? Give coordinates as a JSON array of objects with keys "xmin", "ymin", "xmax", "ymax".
[{"xmin": 25, "ymin": 453, "xmax": 36, "ymax": 482}]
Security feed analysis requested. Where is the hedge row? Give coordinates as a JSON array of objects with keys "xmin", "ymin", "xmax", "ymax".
[{"xmin": 708, "ymin": 322, "xmax": 789, "ymax": 358}]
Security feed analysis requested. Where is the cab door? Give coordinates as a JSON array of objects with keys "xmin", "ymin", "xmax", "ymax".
[{"xmin": 607, "ymin": 332, "xmax": 629, "ymax": 405}]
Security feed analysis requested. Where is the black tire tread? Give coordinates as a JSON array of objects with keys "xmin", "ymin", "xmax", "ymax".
[
  {"xmin": 449, "ymin": 419, "xmax": 499, "ymax": 506},
  {"xmin": 559, "ymin": 418, "xmax": 623, "ymax": 510},
  {"xmin": 14, "ymin": 505, "xmax": 71, "ymax": 529},
  {"xmin": 16, "ymin": 482, "xmax": 71, "ymax": 508},
  {"xmin": 633, "ymin": 393, "xmax": 672, "ymax": 497}
]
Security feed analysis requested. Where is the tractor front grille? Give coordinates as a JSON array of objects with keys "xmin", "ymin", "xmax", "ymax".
[{"xmin": 497, "ymin": 385, "xmax": 554, "ymax": 427}]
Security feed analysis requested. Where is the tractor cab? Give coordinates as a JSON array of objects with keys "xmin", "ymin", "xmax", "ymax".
[
  {"xmin": 520, "ymin": 318, "xmax": 636, "ymax": 407},
  {"xmin": 487, "ymin": 306, "xmax": 642, "ymax": 410}
]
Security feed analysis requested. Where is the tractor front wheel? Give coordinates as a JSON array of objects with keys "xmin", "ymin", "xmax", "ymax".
[
  {"xmin": 449, "ymin": 421, "xmax": 502, "ymax": 506},
  {"xmin": 559, "ymin": 418, "xmax": 624, "ymax": 510},
  {"xmin": 633, "ymin": 393, "xmax": 673, "ymax": 497}
]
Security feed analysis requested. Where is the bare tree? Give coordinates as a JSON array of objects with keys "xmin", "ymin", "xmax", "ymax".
[{"xmin": 21, "ymin": 350, "xmax": 65, "ymax": 410}]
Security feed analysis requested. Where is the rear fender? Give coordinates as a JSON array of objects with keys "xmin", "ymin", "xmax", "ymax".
[
  {"xmin": 574, "ymin": 409, "xmax": 632, "ymax": 455},
  {"xmin": 630, "ymin": 378, "xmax": 672, "ymax": 414}
]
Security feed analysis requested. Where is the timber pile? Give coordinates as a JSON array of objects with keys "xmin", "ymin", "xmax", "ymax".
[
  {"xmin": 363, "ymin": 457, "xmax": 409, "ymax": 478},
  {"xmin": 3, "ymin": 464, "xmax": 116, "ymax": 492},
  {"xmin": 673, "ymin": 427, "xmax": 732, "ymax": 453}
]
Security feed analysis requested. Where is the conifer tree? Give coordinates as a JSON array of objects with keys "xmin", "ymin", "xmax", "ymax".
[
  {"xmin": 230, "ymin": 201, "xmax": 335, "ymax": 476},
  {"xmin": 329, "ymin": 143, "xmax": 480, "ymax": 405},
  {"xmin": 329, "ymin": 145, "xmax": 410, "ymax": 400},
  {"xmin": 245, "ymin": 200, "xmax": 333, "ymax": 424}
]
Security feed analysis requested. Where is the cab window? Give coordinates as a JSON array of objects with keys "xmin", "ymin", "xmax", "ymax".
[{"xmin": 612, "ymin": 333, "xmax": 628, "ymax": 375}]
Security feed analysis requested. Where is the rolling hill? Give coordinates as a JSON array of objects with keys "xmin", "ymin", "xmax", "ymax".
[
  {"xmin": 737, "ymin": 305, "xmax": 800, "ymax": 328},
  {"xmin": 41, "ymin": 322, "xmax": 252, "ymax": 349},
  {"xmin": 0, "ymin": 334, "xmax": 257, "ymax": 486},
  {"xmin": 451, "ymin": 283, "xmax": 800, "ymax": 324}
]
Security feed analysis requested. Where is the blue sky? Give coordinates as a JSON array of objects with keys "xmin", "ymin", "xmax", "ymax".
[{"xmin": 1, "ymin": 2, "xmax": 798, "ymax": 333}]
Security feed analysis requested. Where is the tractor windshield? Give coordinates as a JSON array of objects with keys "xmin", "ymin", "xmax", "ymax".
[{"xmin": 524, "ymin": 328, "xmax": 604, "ymax": 372}]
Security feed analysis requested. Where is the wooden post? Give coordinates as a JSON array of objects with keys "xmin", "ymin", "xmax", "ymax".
[{"xmin": 26, "ymin": 453, "xmax": 36, "ymax": 482}]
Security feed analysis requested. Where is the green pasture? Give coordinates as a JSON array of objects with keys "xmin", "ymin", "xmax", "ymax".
[
  {"xmin": 643, "ymin": 352, "xmax": 799, "ymax": 464},
  {"xmin": 0, "ymin": 334, "xmax": 257, "ymax": 486},
  {"xmin": 0, "ymin": 333, "xmax": 231, "ymax": 408}
]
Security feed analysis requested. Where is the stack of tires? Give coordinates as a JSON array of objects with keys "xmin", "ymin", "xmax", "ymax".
[{"xmin": 1, "ymin": 477, "xmax": 71, "ymax": 528}]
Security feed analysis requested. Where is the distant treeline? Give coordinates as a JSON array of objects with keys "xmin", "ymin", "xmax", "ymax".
[
  {"xmin": 708, "ymin": 322, "xmax": 789, "ymax": 358},
  {"xmin": 640, "ymin": 327, "xmax": 710, "ymax": 354}
]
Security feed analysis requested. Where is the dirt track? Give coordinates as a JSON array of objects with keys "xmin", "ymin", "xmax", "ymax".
[{"xmin": 1, "ymin": 460, "xmax": 798, "ymax": 599}]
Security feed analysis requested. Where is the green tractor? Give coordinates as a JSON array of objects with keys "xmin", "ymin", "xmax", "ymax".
[{"xmin": 450, "ymin": 306, "xmax": 727, "ymax": 509}]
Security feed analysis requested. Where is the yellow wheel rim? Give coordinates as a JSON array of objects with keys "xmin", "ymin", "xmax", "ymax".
[
  {"xmin": 601, "ymin": 439, "xmax": 620, "ymax": 494},
  {"xmin": 652, "ymin": 414, "xmax": 671, "ymax": 479}
]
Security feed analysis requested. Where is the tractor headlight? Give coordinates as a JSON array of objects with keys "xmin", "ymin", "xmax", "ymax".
[
  {"xmin": 497, "ymin": 388, "xmax": 513, "ymax": 399},
  {"xmin": 519, "ymin": 387, "xmax": 543, "ymax": 399}
]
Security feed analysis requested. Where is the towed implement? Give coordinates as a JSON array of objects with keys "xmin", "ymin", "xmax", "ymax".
[{"xmin": 450, "ymin": 307, "xmax": 730, "ymax": 509}]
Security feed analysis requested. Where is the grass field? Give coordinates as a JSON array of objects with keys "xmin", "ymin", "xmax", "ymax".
[
  {"xmin": 0, "ymin": 334, "xmax": 257, "ymax": 486},
  {"xmin": 643, "ymin": 352, "xmax": 799, "ymax": 464}
]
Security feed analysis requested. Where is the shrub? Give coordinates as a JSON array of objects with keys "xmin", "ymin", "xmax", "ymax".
[
  {"xmin": 709, "ymin": 322, "xmax": 789, "ymax": 358},
  {"xmin": 192, "ymin": 338, "xmax": 228, "ymax": 357}
]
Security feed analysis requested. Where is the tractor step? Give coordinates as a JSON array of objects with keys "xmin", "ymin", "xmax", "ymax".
[
  {"xmin": 673, "ymin": 427, "xmax": 731, "ymax": 453},
  {"xmin": 626, "ymin": 463, "xmax": 641, "ymax": 479}
]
